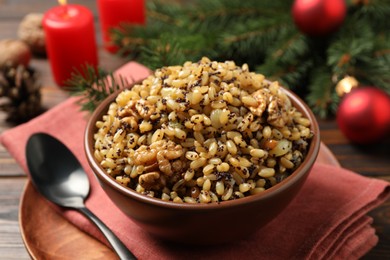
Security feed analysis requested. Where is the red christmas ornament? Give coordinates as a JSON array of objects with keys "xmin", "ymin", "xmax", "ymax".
[
  {"xmin": 292, "ymin": 0, "xmax": 347, "ymax": 37},
  {"xmin": 336, "ymin": 87, "xmax": 390, "ymax": 144}
]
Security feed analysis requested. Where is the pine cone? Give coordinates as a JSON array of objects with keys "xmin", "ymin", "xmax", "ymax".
[{"xmin": 0, "ymin": 64, "xmax": 42, "ymax": 123}]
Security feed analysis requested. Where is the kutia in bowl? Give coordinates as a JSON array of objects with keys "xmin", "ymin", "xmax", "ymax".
[{"xmin": 85, "ymin": 57, "xmax": 320, "ymax": 245}]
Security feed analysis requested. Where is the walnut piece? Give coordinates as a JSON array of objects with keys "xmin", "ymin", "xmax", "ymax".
[
  {"xmin": 18, "ymin": 13, "xmax": 46, "ymax": 55},
  {"xmin": 0, "ymin": 40, "xmax": 31, "ymax": 69}
]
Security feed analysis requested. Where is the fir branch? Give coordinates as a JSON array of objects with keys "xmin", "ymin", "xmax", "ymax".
[
  {"xmin": 64, "ymin": 65, "xmax": 128, "ymax": 112},
  {"xmin": 271, "ymin": 33, "xmax": 307, "ymax": 62},
  {"xmin": 76, "ymin": 0, "xmax": 390, "ymax": 117},
  {"xmin": 352, "ymin": 0, "xmax": 390, "ymax": 30},
  {"xmin": 354, "ymin": 55, "xmax": 390, "ymax": 90},
  {"xmin": 306, "ymin": 68, "xmax": 339, "ymax": 118},
  {"xmin": 193, "ymin": 0, "xmax": 290, "ymax": 26},
  {"xmin": 138, "ymin": 35, "xmax": 189, "ymax": 70}
]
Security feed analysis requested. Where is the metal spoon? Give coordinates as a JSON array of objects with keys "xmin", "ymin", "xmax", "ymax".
[{"xmin": 25, "ymin": 133, "xmax": 136, "ymax": 260}]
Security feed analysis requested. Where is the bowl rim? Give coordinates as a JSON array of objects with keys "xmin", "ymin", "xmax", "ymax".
[{"xmin": 84, "ymin": 81, "xmax": 321, "ymax": 211}]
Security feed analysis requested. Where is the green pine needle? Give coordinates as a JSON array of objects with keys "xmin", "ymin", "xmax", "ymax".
[
  {"xmin": 67, "ymin": 0, "xmax": 390, "ymax": 117},
  {"xmin": 64, "ymin": 65, "xmax": 128, "ymax": 112}
]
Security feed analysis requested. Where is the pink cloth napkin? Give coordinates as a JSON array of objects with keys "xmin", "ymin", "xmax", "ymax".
[{"xmin": 1, "ymin": 62, "xmax": 389, "ymax": 260}]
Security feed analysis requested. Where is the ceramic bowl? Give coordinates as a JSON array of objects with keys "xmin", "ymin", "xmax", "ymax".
[{"xmin": 85, "ymin": 84, "xmax": 320, "ymax": 245}]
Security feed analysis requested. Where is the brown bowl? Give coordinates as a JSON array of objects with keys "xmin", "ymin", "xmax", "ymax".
[{"xmin": 85, "ymin": 84, "xmax": 320, "ymax": 245}]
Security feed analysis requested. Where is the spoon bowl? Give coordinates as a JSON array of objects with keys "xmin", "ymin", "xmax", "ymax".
[
  {"xmin": 26, "ymin": 133, "xmax": 89, "ymax": 208},
  {"xmin": 26, "ymin": 133, "xmax": 136, "ymax": 260}
]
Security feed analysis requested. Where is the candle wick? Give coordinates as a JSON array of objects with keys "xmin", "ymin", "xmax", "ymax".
[{"xmin": 58, "ymin": 0, "xmax": 70, "ymax": 18}]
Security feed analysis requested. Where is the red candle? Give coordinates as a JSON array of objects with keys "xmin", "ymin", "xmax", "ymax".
[
  {"xmin": 43, "ymin": 2, "xmax": 98, "ymax": 86},
  {"xmin": 97, "ymin": 0, "xmax": 145, "ymax": 53}
]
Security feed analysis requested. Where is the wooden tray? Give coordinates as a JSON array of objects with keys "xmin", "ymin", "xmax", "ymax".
[{"xmin": 19, "ymin": 143, "xmax": 339, "ymax": 260}]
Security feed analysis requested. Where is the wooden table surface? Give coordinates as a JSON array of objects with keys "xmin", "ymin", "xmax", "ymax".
[{"xmin": 0, "ymin": 1, "xmax": 389, "ymax": 259}]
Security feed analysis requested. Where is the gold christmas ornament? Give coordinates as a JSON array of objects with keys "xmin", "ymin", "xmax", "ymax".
[{"xmin": 336, "ymin": 76, "xmax": 359, "ymax": 97}]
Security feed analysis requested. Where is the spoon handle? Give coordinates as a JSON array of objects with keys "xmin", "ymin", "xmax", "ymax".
[{"xmin": 78, "ymin": 207, "xmax": 137, "ymax": 260}]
